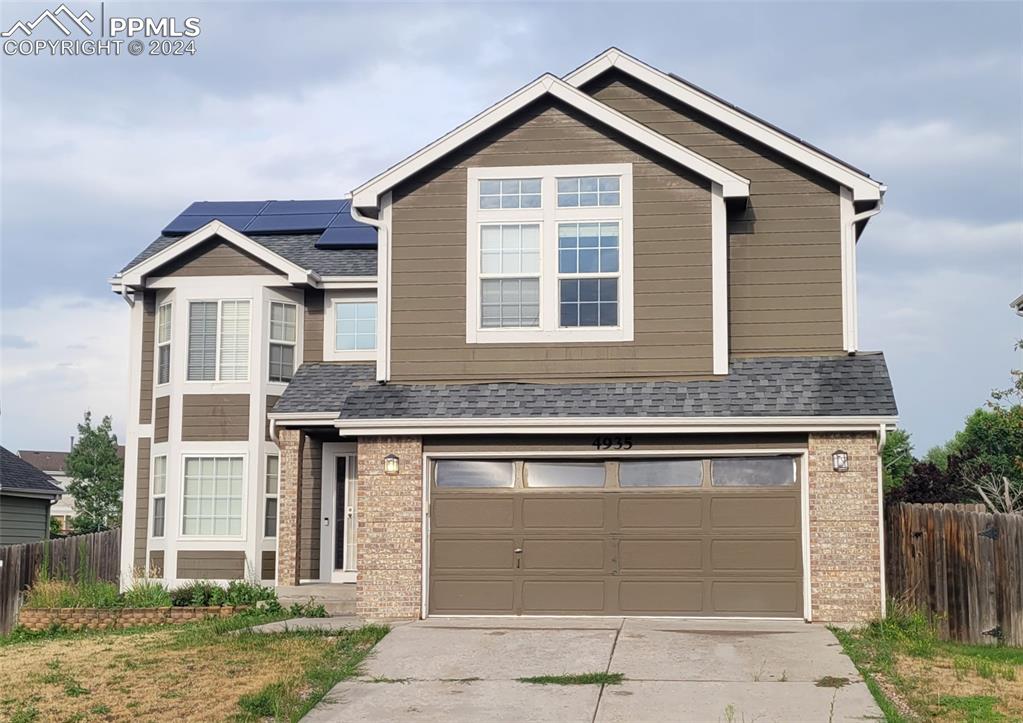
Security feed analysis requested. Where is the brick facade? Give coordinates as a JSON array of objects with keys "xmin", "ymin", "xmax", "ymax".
[
  {"xmin": 276, "ymin": 428, "xmax": 303, "ymax": 586},
  {"xmin": 355, "ymin": 436, "xmax": 424, "ymax": 619},
  {"xmin": 808, "ymin": 431, "xmax": 883, "ymax": 622}
]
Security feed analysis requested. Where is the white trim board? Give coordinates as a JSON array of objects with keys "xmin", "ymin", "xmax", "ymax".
[
  {"xmin": 564, "ymin": 48, "xmax": 884, "ymax": 202},
  {"xmin": 351, "ymin": 73, "xmax": 750, "ymax": 209},
  {"xmin": 336, "ymin": 415, "xmax": 898, "ymax": 436},
  {"xmin": 114, "ymin": 221, "xmax": 319, "ymax": 289}
]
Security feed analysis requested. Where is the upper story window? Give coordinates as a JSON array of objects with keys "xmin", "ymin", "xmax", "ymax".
[
  {"xmin": 187, "ymin": 300, "xmax": 250, "ymax": 381},
  {"xmin": 268, "ymin": 302, "xmax": 297, "ymax": 383},
  {"xmin": 335, "ymin": 301, "xmax": 376, "ymax": 351},
  {"xmin": 156, "ymin": 302, "xmax": 172, "ymax": 385},
  {"xmin": 557, "ymin": 176, "xmax": 620, "ymax": 207},
  {"xmin": 479, "ymin": 178, "xmax": 541, "ymax": 209},
  {"xmin": 466, "ymin": 163, "xmax": 634, "ymax": 344}
]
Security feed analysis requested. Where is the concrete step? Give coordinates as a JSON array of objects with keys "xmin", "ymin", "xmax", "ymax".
[{"xmin": 277, "ymin": 583, "xmax": 356, "ymax": 616}]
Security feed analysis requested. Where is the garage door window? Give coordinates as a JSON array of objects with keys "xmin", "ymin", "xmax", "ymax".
[
  {"xmin": 435, "ymin": 460, "xmax": 514, "ymax": 488},
  {"xmin": 619, "ymin": 459, "xmax": 703, "ymax": 487},
  {"xmin": 525, "ymin": 461, "xmax": 605, "ymax": 488},
  {"xmin": 711, "ymin": 457, "xmax": 796, "ymax": 487}
]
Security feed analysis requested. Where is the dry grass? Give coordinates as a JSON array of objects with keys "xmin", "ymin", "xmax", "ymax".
[
  {"xmin": 0, "ymin": 619, "xmax": 369, "ymax": 722},
  {"xmin": 898, "ymin": 654, "xmax": 1023, "ymax": 721}
]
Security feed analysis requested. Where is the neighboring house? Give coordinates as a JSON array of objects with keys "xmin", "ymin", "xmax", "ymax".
[
  {"xmin": 18, "ymin": 447, "xmax": 126, "ymax": 532},
  {"xmin": 1011, "ymin": 293, "xmax": 1023, "ymax": 316},
  {"xmin": 109, "ymin": 49, "xmax": 896, "ymax": 622},
  {"xmin": 0, "ymin": 446, "xmax": 63, "ymax": 545}
]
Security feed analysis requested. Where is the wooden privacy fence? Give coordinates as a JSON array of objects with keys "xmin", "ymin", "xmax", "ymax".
[
  {"xmin": 886, "ymin": 503, "xmax": 1023, "ymax": 646},
  {"xmin": 0, "ymin": 528, "xmax": 121, "ymax": 634}
]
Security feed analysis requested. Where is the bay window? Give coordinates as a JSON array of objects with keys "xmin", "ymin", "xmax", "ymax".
[
  {"xmin": 268, "ymin": 302, "xmax": 297, "ymax": 383},
  {"xmin": 264, "ymin": 455, "xmax": 279, "ymax": 537},
  {"xmin": 466, "ymin": 163, "xmax": 633, "ymax": 343},
  {"xmin": 157, "ymin": 302, "xmax": 172, "ymax": 385},
  {"xmin": 187, "ymin": 300, "xmax": 250, "ymax": 381},
  {"xmin": 151, "ymin": 456, "xmax": 166, "ymax": 537}
]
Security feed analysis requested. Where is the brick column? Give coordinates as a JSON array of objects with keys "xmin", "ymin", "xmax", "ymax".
[
  {"xmin": 276, "ymin": 428, "xmax": 304, "ymax": 586},
  {"xmin": 356, "ymin": 436, "xmax": 424, "ymax": 619},
  {"xmin": 808, "ymin": 431, "xmax": 883, "ymax": 623}
]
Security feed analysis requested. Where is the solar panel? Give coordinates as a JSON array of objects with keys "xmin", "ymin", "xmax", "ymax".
[
  {"xmin": 262, "ymin": 200, "xmax": 346, "ymax": 215},
  {"xmin": 160, "ymin": 198, "xmax": 377, "ymax": 248},
  {"xmin": 244, "ymin": 213, "xmax": 336, "ymax": 234}
]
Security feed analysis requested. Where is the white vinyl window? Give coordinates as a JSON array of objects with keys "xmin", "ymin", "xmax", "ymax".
[
  {"xmin": 181, "ymin": 456, "xmax": 243, "ymax": 536},
  {"xmin": 264, "ymin": 455, "xmax": 279, "ymax": 538},
  {"xmin": 268, "ymin": 302, "xmax": 297, "ymax": 383},
  {"xmin": 480, "ymin": 224, "xmax": 541, "ymax": 328},
  {"xmin": 467, "ymin": 163, "xmax": 634, "ymax": 344},
  {"xmin": 151, "ymin": 456, "xmax": 167, "ymax": 538},
  {"xmin": 335, "ymin": 301, "xmax": 377, "ymax": 351},
  {"xmin": 157, "ymin": 302, "xmax": 172, "ymax": 385},
  {"xmin": 187, "ymin": 300, "xmax": 250, "ymax": 381}
]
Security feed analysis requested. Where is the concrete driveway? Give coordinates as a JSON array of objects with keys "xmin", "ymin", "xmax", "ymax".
[{"xmin": 305, "ymin": 618, "xmax": 881, "ymax": 722}]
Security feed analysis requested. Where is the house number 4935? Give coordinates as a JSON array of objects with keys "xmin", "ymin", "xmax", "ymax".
[{"xmin": 592, "ymin": 435, "xmax": 633, "ymax": 450}]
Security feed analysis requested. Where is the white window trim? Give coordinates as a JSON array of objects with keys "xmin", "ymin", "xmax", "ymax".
[
  {"xmin": 323, "ymin": 291, "xmax": 378, "ymax": 361},
  {"xmin": 267, "ymin": 300, "xmax": 298, "ymax": 384},
  {"xmin": 151, "ymin": 455, "xmax": 167, "ymax": 538},
  {"xmin": 156, "ymin": 301, "xmax": 172, "ymax": 387},
  {"xmin": 178, "ymin": 452, "xmax": 247, "ymax": 541},
  {"xmin": 185, "ymin": 298, "xmax": 251, "ymax": 383},
  {"xmin": 466, "ymin": 163, "xmax": 634, "ymax": 344},
  {"xmin": 264, "ymin": 453, "xmax": 279, "ymax": 539}
]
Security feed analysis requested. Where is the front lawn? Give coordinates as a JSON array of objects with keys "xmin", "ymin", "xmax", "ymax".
[
  {"xmin": 834, "ymin": 610, "xmax": 1023, "ymax": 722},
  {"xmin": 0, "ymin": 614, "xmax": 388, "ymax": 722}
]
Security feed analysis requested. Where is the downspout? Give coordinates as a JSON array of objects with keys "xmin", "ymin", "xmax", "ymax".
[
  {"xmin": 844, "ymin": 191, "xmax": 885, "ymax": 354},
  {"xmin": 350, "ymin": 199, "xmax": 390, "ymax": 384},
  {"xmin": 877, "ymin": 422, "xmax": 888, "ymax": 618},
  {"xmin": 852, "ymin": 192, "xmax": 885, "ymax": 227}
]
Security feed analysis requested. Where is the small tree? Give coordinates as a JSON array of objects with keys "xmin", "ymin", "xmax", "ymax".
[
  {"xmin": 881, "ymin": 428, "xmax": 914, "ymax": 492},
  {"xmin": 66, "ymin": 412, "xmax": 123, "ymax": 533}
]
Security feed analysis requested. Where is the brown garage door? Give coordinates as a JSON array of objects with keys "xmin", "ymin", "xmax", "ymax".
[{"xmin": 428, "ymin": 457, "xmax": 803, "ymax": 617}]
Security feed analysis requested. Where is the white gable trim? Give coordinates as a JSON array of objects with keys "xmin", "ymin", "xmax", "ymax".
[
  {"xmin": 114, "ymin": 221, "xmax": 319, "ymax": 288},
  {"xmin": 564, "ymin": 49, "xmax": 885, "ymax": 202},
  {"xmin": 351, "ymin": 74, "xmax": 750, "ymax": 209}
]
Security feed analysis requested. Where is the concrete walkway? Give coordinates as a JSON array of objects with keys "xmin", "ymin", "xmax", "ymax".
[{"xmin": 304, "ymin": 617, "xmax": 882, "ymax": 722}]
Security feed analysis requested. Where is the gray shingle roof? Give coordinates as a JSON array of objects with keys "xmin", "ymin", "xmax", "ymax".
[
  {"xmin": 272, "ymin": 353, "xmax": 897, "ymax": 420},
  {"xmin": 272, "ymin": 362, "xmax": 378, "ymax": 414},
  {"xmin": 120, "ymin": 234, "xmax": 377, "ymax": 277},
  {"xmin": 1, "ymin": 446, "xmax": 63, "ymax": 496}
]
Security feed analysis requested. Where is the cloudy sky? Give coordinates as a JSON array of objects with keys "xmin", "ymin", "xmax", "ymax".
[{"xmin": 1, "ymin": 1, "xmax": 1020, "ymax": 457}]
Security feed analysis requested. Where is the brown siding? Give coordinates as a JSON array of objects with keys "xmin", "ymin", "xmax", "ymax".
[
  {"xmin": 299, "ymin": 437, "xmax": 323, "ymax": 579},
  {"xmin": 266, "ymin": 395, "xmax": 280, "ymax": 441},
  {"xmin": 176, "ymin": 551, "xmax": 246, "ymax": 580},
  {"xmin": 584, "ymin": 70, "xmax": 844, "ymax": 355},
  {"xmin": 133, "ymin": 439, "xmax": 151, "ymax": 569},
  {"xmin": 389, "ymin": 98, "xmax": 714, "ymax": 383},
  {"xmin": 149, "ymin": 550, "xmax": 164, "ymax": 577},
  {"xmin": 139, "ymin": 293, "xmax": 156, "ymax": 424},
  {"xmin": 154, "ymin": 396, "xmax": 170, "ymax": 444},
  {"xmin": 303, "ymin": 289, "xmax": 324, "ymax": 363},
  {"xmin": 148, "ymin": 238, "xmax": 282, "ymax": 278},
  {"xmin": 261, "ymin": 551, "xmax": 276, "ymax": 580},
  {"xmin": 181, "ymin": 394, "xmax": 250, "ymax": 441}
]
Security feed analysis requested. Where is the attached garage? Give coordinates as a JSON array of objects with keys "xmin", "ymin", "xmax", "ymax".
[{"xmin": 427, "ymin": 455, "xmax": 805, "ymax": 618}]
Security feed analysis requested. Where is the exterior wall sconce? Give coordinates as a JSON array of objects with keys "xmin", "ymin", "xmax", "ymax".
[
  {"xmin": 383, "ymin": 453, "xmax": 400, "ymax": 476},
  {"xmin": 832, "ymin": 450, "xmax": 849, "ymax": 473}
]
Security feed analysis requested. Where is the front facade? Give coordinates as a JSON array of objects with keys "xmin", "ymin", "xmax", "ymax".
[{"xmin": 112, "ymin": 49, "xmax": 896, "ymax": 622}]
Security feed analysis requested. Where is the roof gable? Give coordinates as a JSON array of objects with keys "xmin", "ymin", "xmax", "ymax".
[
  {"xmin": 1, "ymin": 446, "xmax": 63, "ymax": 497},
  {"xmin": 564, "ymin": 49, "xmax": 884, "ymax": 202},
  {"xmin": 351, "ymin": 74, "xmax": 750, "ymax": 208}
]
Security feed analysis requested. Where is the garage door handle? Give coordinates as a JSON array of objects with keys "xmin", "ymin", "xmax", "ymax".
[{"xmin": 513, "ymin": 548, "xmax": 523, "ymax": 554}]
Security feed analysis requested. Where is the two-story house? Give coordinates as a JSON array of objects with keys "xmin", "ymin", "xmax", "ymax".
[{"xmin": 111, "ymin": 49, "xmax": 896, "ymax": 622}]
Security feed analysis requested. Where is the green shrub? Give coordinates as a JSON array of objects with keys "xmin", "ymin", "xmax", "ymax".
[
  {"xmin": 169, "ymin": 580, "xmax": 227, "ymax": 607},
  {"xmin": 288, "ymin": 601, "xmax": 327, "ymax": 618},
  {"xmin": 122, "ymin": 578, "xmax": 172, "ymax": 608},
  {"xmin": 23, "ymin": 579, "xmax": 121, "ymax": 609},
  {"xmin": 224, "ymin": 580, "xmax": 278, "ymax": 607}
]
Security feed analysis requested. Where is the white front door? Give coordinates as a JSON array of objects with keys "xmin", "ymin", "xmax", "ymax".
[{"xmin": 320, "ymin": 444, "xmax": 357, "ymax": 583}]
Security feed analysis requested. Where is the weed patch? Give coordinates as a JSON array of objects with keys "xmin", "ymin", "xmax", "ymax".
[{"xmin": 517, "ymin": 672, "xmax": 624, "ymax": 685}]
